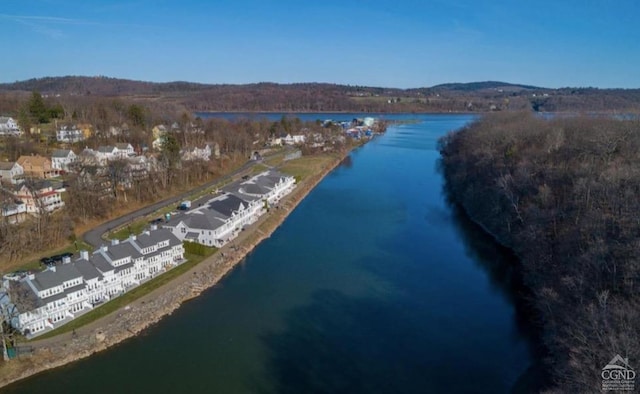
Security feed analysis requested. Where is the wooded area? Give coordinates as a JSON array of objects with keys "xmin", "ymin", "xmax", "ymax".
[
  {"xmin": 2, "ymin": 76, "xmax": 640, "ymax": 113},
  {"xmin": 439, "ymin": 112, "xmax": 640, "ymax": 392}
]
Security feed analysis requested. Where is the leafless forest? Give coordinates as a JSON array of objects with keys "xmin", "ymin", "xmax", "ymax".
[{"xmin": 439, "ymin": 112, "xmax": 640, "ymax": 392}]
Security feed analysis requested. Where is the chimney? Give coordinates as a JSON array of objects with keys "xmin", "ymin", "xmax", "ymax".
[
  {"xmin": 49, "ymin": 266, "xmax": 56, "ymax": 273},
  {"xmin": 150, "ymin": 224, "xmax": 158, "ymax": 231},
  {"xmin": 101, "ymin": 245, "xmax": 108, "ymax": 253},
  {"xmin": 80, "ymin": 250, "xmax": 89, "ymax": 260},
  {"xmin": 144, "ymin": 230, "xmax": 150, "ymax": 236},
  {"xmin": 111, "ymin": 239, "xmax": 120, "ymax": 246},
  {"xmin": 62, "ymin": 256, "xmax": 71, "ymax": 264}
]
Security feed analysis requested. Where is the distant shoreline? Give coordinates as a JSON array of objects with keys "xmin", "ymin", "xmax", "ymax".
[{"xmin": 0, "ymin": 150, "xmax": 352, "ymax": 389}]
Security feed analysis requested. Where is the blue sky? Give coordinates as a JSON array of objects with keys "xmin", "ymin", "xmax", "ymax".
[{"xmin": 1, "ymin": 0, "xmax": 638, "ymax": 88}]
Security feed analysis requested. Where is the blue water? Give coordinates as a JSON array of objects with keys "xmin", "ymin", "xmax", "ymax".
[{"xmin": 2, "ymin": 114, "xmax": 537, "ymax": 393}]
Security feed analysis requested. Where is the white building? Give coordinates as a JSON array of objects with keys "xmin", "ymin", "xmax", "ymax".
[
  {"xmin": 283, "ymin": 134, "xmax": 306, "ymax": 145},
  {"xmin": 164, "ymin": 193, "xmax": 262, "ymax": 248},
  {"xmin": 114, "ymin": 143, "xmax": 135, "ymax": 158},
  {"xmin": 0, "ymin": 161, "xmax": 24, "ymax": 185},
  {"xmin": 164, "ymin": 170, "xmax": 295, "ymax": 248},
  {"xmin": 5, "ymin": 227, "xmax": 184, "ymax": 337},
  {"xmin": 1, "ymin": 201, "xmax": 27, "ymax": 224},
  {"xmin": 51, "ymin": 149, "xmax": 77, "ymax": 172},
  {"xmin": 56, "ymin": 126, "xmax": 85, "ymax": 143},
  {"xmin": 13, "ymin": 180, "xmax": 65, "ymax": 214},
  {"xmin": 0, "ymin": 117, "xmax": 21, "ymax": 136},
  {"xmin": 181, "ymin": 144, "xmax": 212, "ymax": 161}
]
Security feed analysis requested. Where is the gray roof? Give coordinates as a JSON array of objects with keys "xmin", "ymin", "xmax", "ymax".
[
  {"xmin": 185, "ymin": 211, "xmax": 225, "ymax": 231},
  {"xmin": 104, "ymin": 241, "xmax": 141, "ymax": 261},
  {"xmin": 51, "ymin": 149, "xmax": 73, "ymax": 158},
  {"xmin": 0, "ymin": 161, "xmax": 17, "ymax": 171},
  {"xmin": 91, "ymin": 253, "xmax": 115, "ymax": 273},
  {"xmin": 135, "ymin": 228, "xmax": 180, "ymax": 249},
  {"xmin": 31, "ymin": 264, "xmax": 83, "ymax": 292},
  {"xmin": 98, "ymin": 145, "xmax": 116, "ymax": 153},
  {"xmin": 206, "ymin": 194, "xmax": 247, "ymax": 218},
  {"xmin": 74, "ymin": 259, "xmax": 103, "ymax": 281}
]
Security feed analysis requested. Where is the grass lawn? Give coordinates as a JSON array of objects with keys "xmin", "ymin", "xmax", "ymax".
[
  {"xmin": 251, "ymin": 163, "xmax": 269, "ymax": 174},
  {"xmin": 279, "ymin": 154, "xmax": 337, "ymax": 182},
  {"xmin": 108, "ymin": 219, "xmax": 149, "ymax": 241},
  {"xmin": 32, "ymin": 249, "xmax": 216, "ymax": 341}
]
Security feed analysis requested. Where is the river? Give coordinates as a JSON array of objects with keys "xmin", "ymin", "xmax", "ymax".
[{"xmin": 3, "ymin": 114, "xmax": 540, "ymax": 393}]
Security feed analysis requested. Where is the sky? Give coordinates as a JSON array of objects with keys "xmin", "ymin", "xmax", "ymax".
[{"xmin": 1, "ymin": 0, "xmax": 639, "ymax": 89}]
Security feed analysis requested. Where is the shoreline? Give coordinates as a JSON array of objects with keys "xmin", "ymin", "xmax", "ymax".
[{"xmin": 0, "ymin": 151, "xmax": 349, "ymax": 389}]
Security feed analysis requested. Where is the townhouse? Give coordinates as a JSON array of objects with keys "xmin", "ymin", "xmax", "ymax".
[
  {"xmin": 5, "ymin": 227, "xmax": 184, "ymax": 337},
  {"xmin": 164, "ymin": 170, "xmax": 295, "ymax": 248}
]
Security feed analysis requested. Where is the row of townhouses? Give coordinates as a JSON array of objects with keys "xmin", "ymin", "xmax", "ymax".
[
  {"xmin": 3, "ymin": 227, "xmax": 184, "ymax": 337},
  {"xmin": 163, "ymin": 170, "xmax": 295, "ymax": 248}
]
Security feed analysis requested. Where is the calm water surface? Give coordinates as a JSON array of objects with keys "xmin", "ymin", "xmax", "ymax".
[{"xmin": 3, "ymin": 114, "xmax": 538, "ymax": 393}]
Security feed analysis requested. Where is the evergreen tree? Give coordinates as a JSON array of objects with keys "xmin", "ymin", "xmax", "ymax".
[{"xmin": 28, "ymin": 91, "xmax": 49, "ymax": 123}]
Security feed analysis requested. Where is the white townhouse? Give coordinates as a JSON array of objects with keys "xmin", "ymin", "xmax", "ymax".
[
  {"xmin": 164, "ymin": 170, "xmax": 295, "ymax": 248},
  {"xmin": 0, "ymin": 161, "xmax": 24, "ymax": 185},
  {"xmin": 51, "ymin": 149, "xmax": 77, "ymax": 172},
  {"xmin": 164, "ymin": 193, "xmax": 262, "ymax": 248},
  {"xmin": 56, "ymin": 125, "xmax": 85, "ymax": 143},
  {"xmin": 6, "ymin": 227, "xmax": 184, "ymax": 337},
  {"xmin": 0, "ymin": 117, "xmax": 21, "ymax": 136},
  {"xmin": 9, "ymin": 260, "xmax": 92, "ymax": 334},
  {"xmin": 225, "ymin": 170, "xmax": 296, "ymax": 206}
]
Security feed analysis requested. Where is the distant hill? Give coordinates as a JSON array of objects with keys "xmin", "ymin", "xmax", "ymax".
[
  {"xmin": 430, "ymin": 81, "xmax": 542, "ymax": 92},
  {"xmin": 1, "ymin": 76, "xmax": 639, "ymax": 113}
]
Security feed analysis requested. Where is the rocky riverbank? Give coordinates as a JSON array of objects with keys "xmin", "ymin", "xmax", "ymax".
[{"xmin": 0, "ymin": 152, "xmax": 349, "ymax": 389}]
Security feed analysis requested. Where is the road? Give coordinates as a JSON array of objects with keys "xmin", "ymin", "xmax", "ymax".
[{"xmin": 82, "ymin": 159, "xmax": 260, "ymax": 248}]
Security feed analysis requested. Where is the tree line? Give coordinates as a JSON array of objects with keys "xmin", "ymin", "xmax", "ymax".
[{"xmin": 439, "ymin": 112, "xmax": 639, "ymax": 392}]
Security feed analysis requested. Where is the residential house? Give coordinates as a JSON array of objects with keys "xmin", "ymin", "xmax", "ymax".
[
  {"xmin": 0, "ymin": 117, "xmax": 21, "ymax": 136},
  {"xmin": 283, "ymin": 134, "xmax": 306, "ymax": 145},
  {"xmin": 0, "ymin": 161, "xmax": 24, "ymax": 184},
  {"xmin": 56, "ymin": 125, "xmax": 85, "ymax": 143},
  {"xmin": 114, "ymin": 143, "xmax": 135, "ymax": 158},
  {"xmin": 181, "ymin": 144, "xmax": 211, "ymax": 161},
  {"xmin": 51, "ymin": 149, "xmax": 77, "ymax": 172},
  {"xmin": 6, "ymin": 227, "xmax": 185, "ymax": 337},
  {"xmin": 95, "ymin": 144, "xmax": 134, "ymax": 162},
  {"xmin": 1, "ymin": 200, "xmax": 27, "ymax": 224},
  {"xmin": 96, "ymin": 146, "xmax": 118, "ymax": 163},
  {"xmin": 152, "ymin": 125, "xmax": 167, "ymax": 140},
  {"xmin": 17, "ymin": 155, "xmax": 58, "ymax": 179},
  {"xmin": 13, "ymin": 180, "xmax": 65, "ymax": 214},
  {"xmin": 152, "ymin": 137, "xmax": 164, "ymax": 151},
  {"xmin": 268, "ymin": 137, "xmax": 282, "ymax": 147}
]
